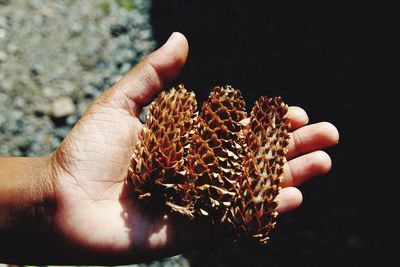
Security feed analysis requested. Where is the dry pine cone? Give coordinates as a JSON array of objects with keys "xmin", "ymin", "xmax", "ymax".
[{"xmin": 128, "ymin": 84, "xmax": 290, "ymax": 244}]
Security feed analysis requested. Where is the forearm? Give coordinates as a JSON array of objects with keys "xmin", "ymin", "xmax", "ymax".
[{"xmin": 0, "ymin": 156, "xmax": 55, "ymax": 263}]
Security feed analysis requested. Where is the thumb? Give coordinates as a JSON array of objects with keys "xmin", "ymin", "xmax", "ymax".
[{"xmin": 102, "ymin": 32, "xmax": 189, "ymax": 109}]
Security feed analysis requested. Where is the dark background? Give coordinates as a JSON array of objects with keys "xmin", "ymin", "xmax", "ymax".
[{"xmin": 150, "ymin": 1, "xmax": 392, "ymax": 266}]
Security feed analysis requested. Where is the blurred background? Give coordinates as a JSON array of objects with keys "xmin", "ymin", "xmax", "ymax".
[{"xmin": 0, "ymin": 0, "xmax": 390, "ymax": 266}]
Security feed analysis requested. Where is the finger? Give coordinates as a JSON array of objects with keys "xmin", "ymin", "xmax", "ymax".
[
  {"xmin": 286, "ymin": 121, "xmax": 339, "ymax": 159},
  {"xmin": 282, "ymin": 150, "xmax": 332, "ymax": 187},
  {"xmin": 286, "ymin": 106, "xmax": 309, "ymax": 130},
  {"xmin": 102, "ymin": 32, "xmax": 189, "ymax": 110},
  {"xmin": 275, "ymin": 187, "xmax": 303, "ymax": 214}
]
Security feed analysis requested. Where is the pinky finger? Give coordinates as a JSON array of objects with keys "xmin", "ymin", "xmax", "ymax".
[{"xmin": 275, "ymin": 187, "xmax": 303, "ymax": 214}]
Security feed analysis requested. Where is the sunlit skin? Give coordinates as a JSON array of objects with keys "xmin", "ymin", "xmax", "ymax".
[{"xmin": 0, "ymin": 32, "xmax": 339, "ymax": 265}]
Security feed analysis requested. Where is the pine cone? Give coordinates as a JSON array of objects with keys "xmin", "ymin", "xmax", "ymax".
[
  {"xmin": 128, "ymin": 84, "xmax": 197, "ymax": 215},
  {"xmin": 187, "ymin": 86, "xmax": 247, "ymax": 222},
  {"xmin": 228, "ymin": 96, "xmax": 290, "ymax": 244},
  {"xmin": 129, "ymin": 85, "xmax": 291, "ymax": 245}
]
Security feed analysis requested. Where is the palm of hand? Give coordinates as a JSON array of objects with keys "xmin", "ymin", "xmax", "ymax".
[{"xmin": 52, "ymin": 98, "xmax": 167, "ymax": 254}]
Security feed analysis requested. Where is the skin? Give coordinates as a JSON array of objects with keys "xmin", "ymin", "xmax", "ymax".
[{"xmin": 0, "ymin": 32, "xmax": 339, "ymax": 265}]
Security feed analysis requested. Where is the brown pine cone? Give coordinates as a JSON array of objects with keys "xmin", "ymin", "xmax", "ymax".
[
  {"xmin": 228, "ymin": 96, "xmax": 290, "ymax": 244},
  {"xmin": 128, "ymin": 84, "xmax": 197, "ymax": 215},
  {"xmin": 129, "ymin": 85, "xmax": 291, "ymax": 245},
  {"xmin": 187, "ymin": 85, "xmax": 247, "ymax": 222}
]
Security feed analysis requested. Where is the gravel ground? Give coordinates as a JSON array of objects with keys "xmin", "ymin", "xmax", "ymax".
[
  {"xmin": 0, "ymin": 0, "xmax": 188, "ymax": 266},
  {"xmin": 0, "ymin": 0, "xmax": 154, "ymax": 156}
]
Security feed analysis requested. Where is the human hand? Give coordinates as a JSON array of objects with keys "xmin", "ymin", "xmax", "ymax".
[{"xmin": 2, "ymin": 32, "xmax": 338, "ymax": 264}]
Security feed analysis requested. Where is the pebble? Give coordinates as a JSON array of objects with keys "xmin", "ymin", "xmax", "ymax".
[
  {"xmin": 120, "ymin": 62, "xmax": 131, "ymax": 73},
  {"xmin": 0, "ymin": 15, "xmax": 7, "ymax": 27},
  {"xmin": 1, "ymin": 78, "xmax": 14, "ymax": 91},
  {"xmin": 51, "ymin": 97, "xmax": 76, "ymax": 118},
  {"xmin": 43, "ymin": 86, "xmax": 55, "ymax": 98},
  {"xmin": 140, "ymin": 29, "xmax": 152, "ymax": 39},
  {"xmin": 6, "ymin": 43, "xmax": 18, "ymax": 54},
  {"xmin": 60, "ymin": 80, "xmax": 75, "ymax": 95},
  {"xmin": 66, "ymin": 114, "xmax": 78, "ymax": 126},
  {"xmin": 139, "ymin": 104, "xmax": 151, "ymax": 123},
  {"xmin": 0, "ymin": 50, "xmax": 7, "ymax": 61},
  {"xmin": 0, "ymin": 92, "xmax": 6, "ymax": 102},
  {"xmin": 40, "ymin": 6, "xmax": 55, "ymax": 18},
  {"xmin": 14, "ymin": 96, "xmax": 25, "ymax": 108}
]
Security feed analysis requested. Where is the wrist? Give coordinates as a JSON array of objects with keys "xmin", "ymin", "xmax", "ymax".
[
  {"xmin": 32, "ymin": 154, "xmax": 57, "ymax": 229},
  {"xmin": 0, "ymin": 155, "xmax": 56, "ymax": 263}
]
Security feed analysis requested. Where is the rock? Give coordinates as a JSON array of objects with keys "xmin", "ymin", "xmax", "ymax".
[
  {"xmin": 139, "ymin": 103, "xmax": 151, "ymax": 123},
  {"xmin": 60, "ymin": 80, "xmax": 75, "ymax": 94},
  {"xmin": 66, "ymin": 114, "xmax": 78, "ymax": 126},
  {"xmin": 43, "ymin": 86, "xmax": 55, "ymax": 98},
  {"xmin": 6, "ymin": 43, "xmax": 18, "ymax": 54},
  {"xmin": 14, "ymin": 96, "xmax": 25, "ymax": 108},
  {"xmin": 140, "ymin": 29, "xmax": 152, "ymax": 39},
  {"xmin": 40, "ymin": 6, "xmax": 55, "ymax": 18},
  {"xmin": 51, "ymin": 97, "xmax": 76, "ymax": 118},
  {"xmin": 0, "ymin": 92, "xmax": 6, "ymax": 102},
  {"xmin": 1, "ymin": 78, "xmax": 15, "ymax": 91},
  {"xmin": 0, "ymin": 50, "xmax": 7, "ymax": 61},
  {"xmin": 0, "ymin": 15, "xmax": 7, "ymax": 27}
]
